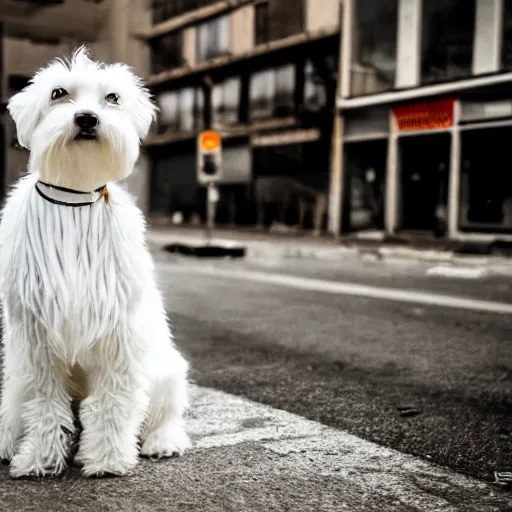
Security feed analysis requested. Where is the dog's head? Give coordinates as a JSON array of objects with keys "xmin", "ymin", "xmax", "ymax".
[{"xmin": 7, "ymin": 46, "xmax": 157, "ymax": 191}]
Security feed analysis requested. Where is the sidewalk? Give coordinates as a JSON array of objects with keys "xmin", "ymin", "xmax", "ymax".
[
  {"xmin": 146, "ymin": 226, "xmax": 512, "ymax": 276},
  {"xmin": 2, "ymin": 386, "xmax": 509, "ymax": 511}
]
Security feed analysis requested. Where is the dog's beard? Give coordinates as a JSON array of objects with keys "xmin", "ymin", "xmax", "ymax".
[{"xmin": 30, "ymin": 121, "xmax": 140, "ymax": 192}]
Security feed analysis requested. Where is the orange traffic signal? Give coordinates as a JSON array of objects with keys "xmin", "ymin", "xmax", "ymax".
[{"xmin": 199, "ymin": 131, "xmax": 221, "ymax": 152}]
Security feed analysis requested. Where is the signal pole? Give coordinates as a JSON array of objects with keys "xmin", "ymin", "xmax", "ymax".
[
  {"xmin": 206, "ymin": 182, "xmax": 217, "ymax": 242},
  {"xmin": 202, "ymin": 75, "xmax": 217, "ymax": 244}
]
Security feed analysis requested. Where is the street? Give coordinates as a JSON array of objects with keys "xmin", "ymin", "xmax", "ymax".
[
  {"xmin": 1, "ymin": 249, "xmax": 512, "ymax": 510},
  {"xmin": 157, "ymin": 252, "xmax": 512, "ymax": 481}
]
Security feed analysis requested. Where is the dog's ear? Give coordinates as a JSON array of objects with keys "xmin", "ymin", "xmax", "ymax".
[
  {"xmin": 7, "ymin": 86, "xmax": 39, "ymax": 150},
  {"xmin": 133, "ymin": 85, "xmax": 158, "ymax": 141},
  {"xmin": 109, "ymin": 64, "xmax": 158, "ymax": 140}
]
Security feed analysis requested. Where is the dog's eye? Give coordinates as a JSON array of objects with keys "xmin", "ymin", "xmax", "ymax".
[
  {"xmin": 106, "ymin": 93, "xmax": 120, "ymax": 105},
  {"xmin": 51, "ymin": 88, "xmax": 69, "ymax": 100}
]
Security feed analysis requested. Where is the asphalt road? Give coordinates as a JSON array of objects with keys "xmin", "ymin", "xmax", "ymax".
[
  {"xmin": 1, "ymin": 250, "xmax": 512, "ymax": 510},
  {"xmin": 155, "ymin": 252, "xmax": 512, "ymax": 482}
]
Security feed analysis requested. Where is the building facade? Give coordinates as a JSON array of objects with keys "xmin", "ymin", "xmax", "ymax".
[
  {"xmin": 336, "ymin": 0, "xmax": 512, "ymax": 243},
  {"xmin": 0, "ymin": 0, "xmax": 152, "ymax": 210},
  {"xmin": 145, "ymin": 0, "xmax": 341, "ymax": 233}
]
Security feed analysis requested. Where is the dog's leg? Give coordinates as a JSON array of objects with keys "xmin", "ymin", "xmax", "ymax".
[
  {"xmin": 0, "ymin": 375, "xmax": 27, "ymax": 463},
  {"xmin": 7, "ymin": 319, "xmax": 74, "ymax": 478},
  {"xmin": 140, "ymin": 342, "xmax": 190, "ymax": 460},
  {"xmin": 0, "ymin": 318, "xmax": 30, "ymax": 462},
  {"xmin": 77, "ymin": 330, "xmax": 150, "ymax": 477}
]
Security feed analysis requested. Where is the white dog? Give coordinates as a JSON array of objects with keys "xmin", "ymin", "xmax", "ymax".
[{"xmin": 0, "ymin": 47, "xmax": 190, "ymax": 478}]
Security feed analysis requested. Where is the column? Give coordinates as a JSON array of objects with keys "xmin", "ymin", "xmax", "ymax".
[
  {"xmin": 385, "ymin": 111, "xmax": 399, "ymax": 234},
  {"xmin": 108, "ymin": 0, "xmax": 131, "ymax": 64},
  {"xmin": 395, "ymin": 0, "xmax": 421, "ymax": 88},
  {"xmin": 473, "ymin": 0, "xmax": 504, "ymax": 75},
  {"xmin": 447, "ymin": 101, "xmax": 461, "ymax": 240},
  {"xmin": 340, "ymin": 0, "xmax": 353, "ymax": 100},
  {"xmin": 328, "ymin": 112, "xmax": 344, "ymax": 236}
]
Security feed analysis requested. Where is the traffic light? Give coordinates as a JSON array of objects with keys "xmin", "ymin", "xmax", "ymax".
[
  {"xmin": 203, "ymin": 154, "xmax": 218, "ymax": 176},
  {"xmin": 197, "ymin": 131, "xmax": 222, "ymax": 184}
]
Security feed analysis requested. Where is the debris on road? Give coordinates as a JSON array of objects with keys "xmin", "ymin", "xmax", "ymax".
[
  {"xmin": 397, "ymin": 405, "xmax": 423, "ymax": 418},
  {"xmin": 493, "ymin": 471, "xmax": 512, "ymax": 489}
]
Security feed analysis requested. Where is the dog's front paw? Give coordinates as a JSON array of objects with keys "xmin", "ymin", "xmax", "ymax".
[
  {"xmin": 79, "ymin": 441, "xmax": 139, "ymax": 477},
  {"xmin": 141, "ymin": 423, "xmax": 191, "ymax": 460},
  {"xmin": 10, "ymin": 444, "xmax": 67, "ymax": 478},
  {"xmin": 81, "ymin": 453, "xmax": 138, "ymax": 478}
]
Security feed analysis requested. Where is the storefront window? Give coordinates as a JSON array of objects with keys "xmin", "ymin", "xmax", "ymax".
[
  {"xmin": 421, "ymin": 0, "xmax": 476, "ymax": 85},
  {"xmin": 459, "ymin": 128, "xmax": 512, "ymax": 233},
  {"xmin": 351, "ymin": 0, "xmax": 398, "ymax": 96},
  {"xmin": 503, "ymin": 0, "xmax": 512, "ymax": 70},
  {"xmin": 253, "ymin": 140, "xmax": 328, "ymax": 230},
  {"xmin": 196, "ymin": 15, "xmax": 230, "ymax": 63}
]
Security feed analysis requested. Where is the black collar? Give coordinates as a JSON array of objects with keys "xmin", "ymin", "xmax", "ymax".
[{"xmin": 35, "ymin": 181, "xmax": 108, "ymax": 207}]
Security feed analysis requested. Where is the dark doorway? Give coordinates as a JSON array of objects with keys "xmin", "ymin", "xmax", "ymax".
[
  {"xmin": 459, "ymin": 127, "xmax": 512, "ymax": 233},
  {"xmin": 343, "ymin": 139, "xmax": 387, "ymax": 232},
  {"xmin": 399, "ymin": 133, "xmax": 450, "ymax": 235}
]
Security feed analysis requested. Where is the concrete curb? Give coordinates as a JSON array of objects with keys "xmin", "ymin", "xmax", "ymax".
[{"xmin": 146, "ymin": 229, "xmax": 512, "ymax": 275}]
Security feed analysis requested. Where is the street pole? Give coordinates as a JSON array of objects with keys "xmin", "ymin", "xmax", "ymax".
[
  {"xmin": 206, "ymin": 182, "xmax": 214, "ymax": 244},
  {"xmin": 203, "ymin": 75, "xmax": 217, "ymax": 245}
]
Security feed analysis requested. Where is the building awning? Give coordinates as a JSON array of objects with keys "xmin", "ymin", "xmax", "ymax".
[{"xmin": 338, "ymin": 72, "xmax": 512, "ymax": 111}]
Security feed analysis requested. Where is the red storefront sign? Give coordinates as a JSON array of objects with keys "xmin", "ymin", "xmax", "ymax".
[{"xmin": 393, "ymin": 98, "xmax": 455, "ymax": 132}]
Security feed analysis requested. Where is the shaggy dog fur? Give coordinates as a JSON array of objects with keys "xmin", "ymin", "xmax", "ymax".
[{"xmin": 0, "ymin": 47, "xmax": 190, "ymax": 478}]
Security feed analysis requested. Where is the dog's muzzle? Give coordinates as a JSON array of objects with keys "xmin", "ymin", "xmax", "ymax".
[{"xmin": 74, "ymin": 111, "xmax": 98, "ymax": 141}]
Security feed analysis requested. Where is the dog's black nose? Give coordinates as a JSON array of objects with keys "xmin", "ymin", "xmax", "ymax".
[{"xmin": 75, "ymin": 112, "xmax": 99, "ymax": 130}]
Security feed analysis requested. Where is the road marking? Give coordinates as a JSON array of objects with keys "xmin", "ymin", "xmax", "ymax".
[
  {"xmin": 427, "ymin": 266, "xmax": 489, "ymax": 280},
  {"xmin": 162, "ymin": 264, "xmax": 512, "ymax": 315},
  {"xmin": 189, "ymin": 386, "xmax": 506, "ymax": 511}
]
